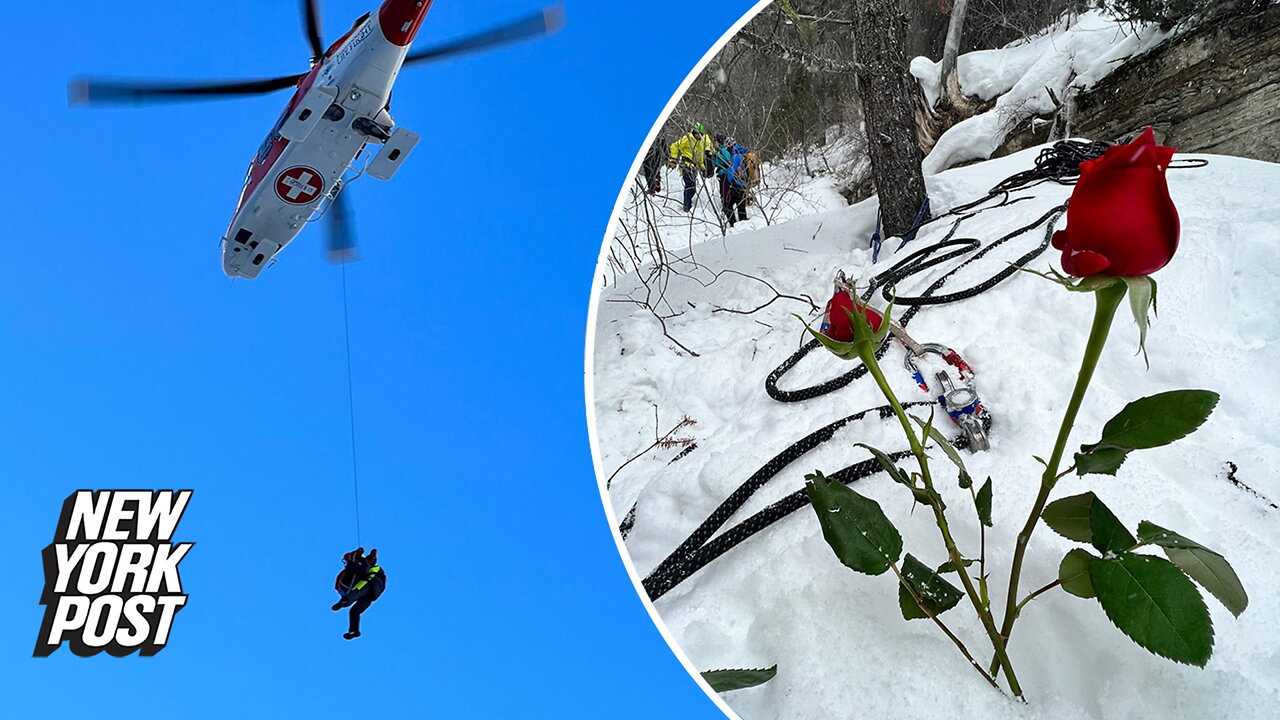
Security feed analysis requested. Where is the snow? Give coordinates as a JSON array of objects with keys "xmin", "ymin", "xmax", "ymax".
[
  {"xmin": 913, "ymin": 12, "xmax": 1172, "ymax": 174},
  {"xmin": 589, "ymin": 145, "xmax": 1280, "ymax": 719}
]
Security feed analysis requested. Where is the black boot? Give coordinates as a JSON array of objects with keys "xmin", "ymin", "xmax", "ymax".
[{"xmin": 343, "ymin": 631, "xmax": 361, "ymax": 640}]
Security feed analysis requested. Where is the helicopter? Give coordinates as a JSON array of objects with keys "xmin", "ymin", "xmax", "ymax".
[{"xmin": 71, "ymin": 0, "xmax": 563, "ymax": 279}]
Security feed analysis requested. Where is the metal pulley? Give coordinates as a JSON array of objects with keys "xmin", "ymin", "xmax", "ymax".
[{"xmin": 904, "ymin": 344, "xmax": 990, "ymax": 451}]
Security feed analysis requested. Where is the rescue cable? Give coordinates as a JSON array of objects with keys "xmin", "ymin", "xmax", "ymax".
[{"xmin": 340, "ymin": 262, "xmax": 363, "ymax": 547}]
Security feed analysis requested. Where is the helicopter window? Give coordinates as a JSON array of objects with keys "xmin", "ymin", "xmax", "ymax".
[
  {"xmin": 252, "ymin": 253, "xmax": 265, "ymax": 266},
  {"xmin": 234, "ymin": 229, "xmax": 253, "ymax": 245},
  {"xmin": 257, "ymin": 105, "xmax": 294, "ymax": 164},
  {"xmin": 256, "ymin": 134, "xmax": 276, "ymax": 164}
]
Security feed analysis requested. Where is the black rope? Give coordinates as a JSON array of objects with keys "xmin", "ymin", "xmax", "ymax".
[
  {"xmin": 764, "ymin": 140, "xmax": 1111, "ymax": 405},
  {"xmin": 636, "ymin": 140, "xmax": 1203, "ymax": 601},
  {"xmin": 764, "ymin": 204, "xmax": 1063, "ymax": 403},
  {"xmin": 988, "ymin": 139, "xmax": 1110, "ymax": 195},
  {"xmin": 643, "ymin": 402, "xmax": 928, "ymax": 599}
]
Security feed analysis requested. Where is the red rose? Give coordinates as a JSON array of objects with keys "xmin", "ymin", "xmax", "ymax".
[
  {"xmin": 824, "ymin": 290, "xmax": 883, "ymax": 342},
  {"xmin": 1052, "ymin": 127, "xmax": 1179, "ymax": 277}
]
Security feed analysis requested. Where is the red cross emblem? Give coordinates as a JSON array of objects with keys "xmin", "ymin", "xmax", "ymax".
[{"xmin": 275, "ymin": 166, "xmax": 325, "ymax": 204}]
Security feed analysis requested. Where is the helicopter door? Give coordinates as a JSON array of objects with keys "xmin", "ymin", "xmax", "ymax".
[
  {"xmin": 279, "ymin": 85, "xmax": 338, "ymax": 142},
  {"xmin": 367, "ymin": 128, "xmax": 421, "ymax": 181}
]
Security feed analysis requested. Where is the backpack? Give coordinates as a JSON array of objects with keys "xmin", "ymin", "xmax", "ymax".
[{"xmin": 741, "ymin": 152, "xmax": 762, "ymax": 188}]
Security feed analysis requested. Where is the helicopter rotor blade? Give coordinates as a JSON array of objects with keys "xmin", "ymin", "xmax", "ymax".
[
  {"xmin": 402, "ymin": 4, "xmax": 564, "ymax": 66},
  {"xmin": 69, "ymin": 74, "xmax": 306, "ymax": 106},
  {"xmin": 303, "ymin": 0, "xmax": 326, "ymax": 62},
  {"xmin": 325, "ymin": 186, "xmax": 359, "ymax": 265}
]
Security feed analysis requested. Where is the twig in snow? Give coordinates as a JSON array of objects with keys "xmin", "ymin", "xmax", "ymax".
[
  {"xmin": 606, "ymin": 408, "xmax": 698, "ymax": 489},
  {"xmin": 709, "ymin": 268, "xmax": 820, "ymax": 315}
]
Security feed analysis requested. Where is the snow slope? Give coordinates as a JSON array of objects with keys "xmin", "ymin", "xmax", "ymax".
[{"xmin": 589, "ymin": 146, "xmax": 1280, "ymax": 719}]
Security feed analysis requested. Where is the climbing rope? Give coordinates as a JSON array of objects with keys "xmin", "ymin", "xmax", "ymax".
[
  {"xmin": 765, "ymin": 200, "xmax": 1063, "ymax": 403},
  {"xmin": 340, "ymin": 262, "xmax": 363, "ymax": 547},
  {"xmin": 637, "ymin": 140, "xmax": 1208, "ymax": 601},
  {"xmin": 643, "ymin": 402, "xmax": 925, "ymax": 599}
]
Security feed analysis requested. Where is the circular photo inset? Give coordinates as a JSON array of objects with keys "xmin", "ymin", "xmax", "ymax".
[{"xmin": 588, "ymin": 2, "xmax": 1280, "ymax": 718}]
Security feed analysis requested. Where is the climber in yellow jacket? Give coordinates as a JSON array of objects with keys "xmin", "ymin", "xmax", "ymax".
[{"xmin": 668, "ymin": 122, "xmax": 715, "ymax": 212}]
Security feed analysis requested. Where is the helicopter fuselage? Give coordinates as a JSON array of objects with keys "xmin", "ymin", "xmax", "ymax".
[{"xmin": 222, "ymin": 0, "xmax": 430, "ymax": 279}]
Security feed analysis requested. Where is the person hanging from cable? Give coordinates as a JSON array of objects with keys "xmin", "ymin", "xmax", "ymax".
[{"xmin": 331, "ymin": 547, "xmax": 386, "ymax": 640}]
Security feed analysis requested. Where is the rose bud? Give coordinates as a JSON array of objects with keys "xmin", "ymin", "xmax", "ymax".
[
  {"xmin": 823, "ymin": 289, "xmax": 883, "ymax": 342},
  {"xmin": 1052, "ymin": 127, "xmax": 1179, "ymax": 277}
]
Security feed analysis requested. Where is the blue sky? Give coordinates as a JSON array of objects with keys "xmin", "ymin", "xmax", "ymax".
[{"xmin": 2, "ymin": 0, "xmax": 756, "ymax": 716}]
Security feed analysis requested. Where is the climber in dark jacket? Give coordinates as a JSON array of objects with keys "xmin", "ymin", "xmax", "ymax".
[
  {"xmin": 332, "ymin": 547, "xmax": 386, "ymax": 640},
  {"xmin": 723, "ymin": 144, "xmax": 751, "ymax": 226},
  {"xmin": 640, "ymin": 135, "xmax": 667, "ymax": 195}
]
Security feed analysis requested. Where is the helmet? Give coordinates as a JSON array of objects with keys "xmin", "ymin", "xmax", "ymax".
[{"xmin": 692, "ymin": 122, "xmax": 706, "ymax": 134}]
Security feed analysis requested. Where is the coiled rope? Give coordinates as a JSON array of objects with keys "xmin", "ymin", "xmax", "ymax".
[{"xmin": 638, "ymin": 140, "xmax": 1143, "ymax": 601}]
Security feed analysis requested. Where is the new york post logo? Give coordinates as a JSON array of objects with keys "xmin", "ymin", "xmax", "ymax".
[{"xmin": 34, "ymin": 490, "xmax": 194, "ymax": 657}]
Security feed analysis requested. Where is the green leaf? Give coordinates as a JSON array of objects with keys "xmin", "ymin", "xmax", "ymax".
[
  {"xmin": 1075, "ymin": 447, "xmax": 1128, "ymax": 476},
  {"xmin": 1080, "ymin": 390, "xmax": 1219, "ymax": 453},
  {"xmin": 805, "ymin": 471, "xmax": 902, "ymax": 575},
  {"xmin": 1089, "ymin": 495, "xmax": 1136, "ymax": 553},
  {"xmin": 798, "ymin": 316, "xmax": 859, "ymax": 360},
  {"xmin": 1123, "ymin": 276, "xmax": 1155, "ymax": 367},
  {"xmin": 1059, "ymin": 548, "xmax": 1097, "ymax": 598},
  {"xmin": 1041, "ymin": 492, "xmax": 1098, "ymax": 543},
  {"xmin": 1041, "ymin": 492, "xmax": 1134, "ymax": 552},
  {"xmin": 936, "ymin": 558, "xmax": 976, "ymax": 574},
  {"xmin": 1023, "ymin": 267, "xmax": 1127, "ymax": 294},
  {"xmin": 1090, "ymin": 552, "xmax": 1214, "ymax": 667},
  {"xmin": 853, "ymin": 443, "xmax": 909, "ymax": 487},
  {"xmin": 874, "ymin": 297, "xmax": 894, "ymax": 346},
  {"xmin": 1138, "ymin": 522, "xmax": 1248, "ymax": 617},
  {"xmin": 1136, "ymin": 521, "xmax": 1210, "ymax": 550},
  {"xmin": 908, "ymin": 485, "xmax": 939, "ymax": 509},
  {"xmin": 898, "ymin": 554, "xmax": 964, "ymax": 620},
  {"xmin": 1076, "ymin": 274, "xmax": 1128, "ymax": 294},
  {"xmin": 911, "ymin": 415, "xmax": 971, "ymax": 488},
  {"xmin": 845, "ymin": 295, "xmax": 894, "ymax": 349},
  {"xmin": 701, "ymin": 665, "xmax": 778, "ymax": 693},
  {"xmin": 975, "ymin": 477, "xmax": 993, "ymax": 528}
]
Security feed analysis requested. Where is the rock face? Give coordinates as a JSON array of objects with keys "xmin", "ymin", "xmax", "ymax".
[{"xmin": 1004, "ymin": 5, "xmax": 1280, "ymax": 161}]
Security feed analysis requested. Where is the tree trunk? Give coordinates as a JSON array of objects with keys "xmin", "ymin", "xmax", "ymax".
[
  {"xmin": 851, "ymin": 0, "xmax": 929, "ymax": 238},
  {"xmin": 937, "ymin": 0, "xmax": 970, "ymax": 112}
]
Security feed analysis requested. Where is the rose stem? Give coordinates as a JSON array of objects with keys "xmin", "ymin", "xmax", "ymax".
[{"xmin": 990, "ymin": 282, "xmax": 1126, "ymax": 676}]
